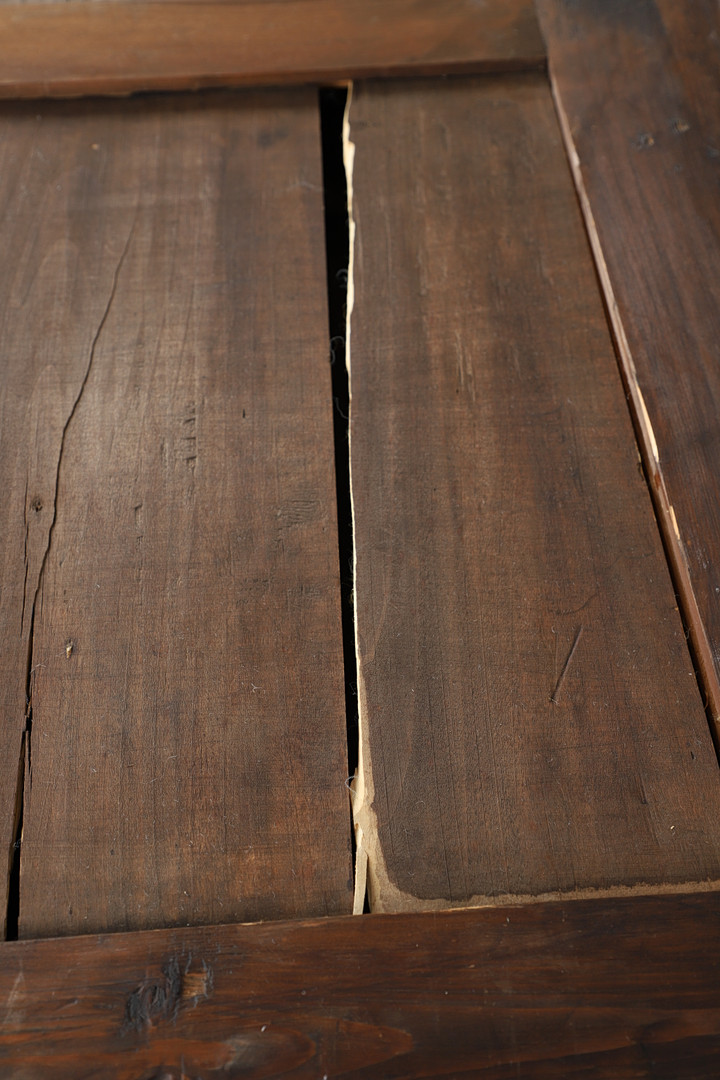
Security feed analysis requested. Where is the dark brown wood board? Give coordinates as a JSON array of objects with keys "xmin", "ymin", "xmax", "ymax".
[
  {"xmin": 346, "ymin": 73, "xmax": 720, "ymax": 912},
  {"xmin": 535, "ymin": 0, "xmax": 720, "ymax": 732},
  {"xmin": 0, "ymin": 90, "xmax": 353, "ymax": 938},
  {"xmin": 0, "ymin": 0, "xmax": 545, "ymax": 101},
  {"xmin": 2, "ymin": 890, "xmax": 720, "ymax": 1078}
]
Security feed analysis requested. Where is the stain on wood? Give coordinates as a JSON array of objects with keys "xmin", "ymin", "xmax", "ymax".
[
  {"xmin": 346, "ymin": 73, "xmax": 720, "ymax": 912},
  {"xmin": 123, "ymin": 955, "xmax": 213, "ymax": 1033}
]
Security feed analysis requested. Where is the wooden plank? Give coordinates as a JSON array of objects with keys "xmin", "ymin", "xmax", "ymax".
[
  {"xmin": 0, "ymin": 0, "xmax": 546, "ymax": 100},
  {"xmin": 345, "ymin": 73, "xmax": 720, "ymax": 912},
  {"xmin": 0, "ymin": 90, "xmax": 353, "ymax": 938},
  {"xmin": 536, "ymin": 0, "xmax": 720, "ymax": 734},
  {"xmin": 2, "ymin": 891, "xmax": 720, "ymax": 1076}
]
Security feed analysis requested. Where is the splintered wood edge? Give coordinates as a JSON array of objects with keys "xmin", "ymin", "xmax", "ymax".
[
  {"xmin": 549, "ymin": 71, "xmax": 720, "ymax": 746},
  {"xmin": 0, "ymin": 0, "xmax": 546, "ymax": 100}
]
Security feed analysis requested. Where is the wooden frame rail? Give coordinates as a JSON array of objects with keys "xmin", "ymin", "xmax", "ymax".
[
  {"xmin": 0, "ymin": 0, "xmax": 546, "ymax": 100},
  {"xmin": 2, "ymin": 891, "xmax": 720, "ymax": 1077}
]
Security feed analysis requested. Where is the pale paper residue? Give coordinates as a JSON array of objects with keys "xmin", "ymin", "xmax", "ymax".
[
  {"xmin": 341, "ymin": 90, "xmax": 408, "ymax": 914},
  {"xmin": 342, "ymin": 83, "xmax": 367, "ymax": 915}
]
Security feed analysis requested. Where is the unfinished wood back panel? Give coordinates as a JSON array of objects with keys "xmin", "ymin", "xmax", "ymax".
[
  {"xmin": 536, "ymin": 0, "xmax": 720, "ymax": 731},
  {"xmin": 0, "ymin": 90, "xmax": 353, "ymax": 938},
  {"xmin": 347, "ymin": 74, "xmax": 720, "ymax": 912}
]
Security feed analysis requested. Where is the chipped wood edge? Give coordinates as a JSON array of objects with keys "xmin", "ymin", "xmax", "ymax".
[{"xmin": 549, "ymin": 70, "xmax": 720, "ymax": 748}]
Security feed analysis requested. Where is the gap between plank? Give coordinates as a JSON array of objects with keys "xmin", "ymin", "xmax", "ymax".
[
  {"xmin": 549, "ymin": 71, "xmax": 720, "ymax": 762},
  {"xmin": 319, "ymin": 86, "xmax": 364, "ymax": 907},
  {"xmin": 339, "ymin": 82, "xmax": 369, "ymax": 916}
]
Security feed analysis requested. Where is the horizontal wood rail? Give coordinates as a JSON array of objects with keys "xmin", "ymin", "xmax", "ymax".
[
  {"xmin": 0, "ymin": 0, "xmax": 545, "ymax": 100},
  {"xmin": 2, "ymin": 890, "xmax": 720, "ymax": 1077}
]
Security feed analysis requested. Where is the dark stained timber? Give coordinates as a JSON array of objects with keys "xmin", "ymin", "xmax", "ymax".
[
  {"xmin": 0, "ymin": 0, "xmax": 545, "ymax": 100},
  {"xmin": 536, "ymin": 0, "xmax": 720, "ymax": 736},
  {"xmin": 2, "ymin": 892, "xmax": 720, "ymax": 1077},
  {"xmin": 346, "ymin": 73, "xmax": 720, "ymax": 912},
  {"xmin": 0, "ymin": 90, "xmax": 352, "ymax": 938}
]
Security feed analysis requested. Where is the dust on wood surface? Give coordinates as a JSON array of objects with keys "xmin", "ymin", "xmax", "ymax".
[
  {"xmin": 0, "ymin": 0, "xmax": 545, "ymax": 99},
  {"xmin": 536, "ymin": 0, "xmax": 720, "ymax": 734},
  {"xmin": 0, "ymin": 90, "xmax": 352, "ymax": 937},
  {"xmin": 346, "ymin": 73, "xmax": 720, "ymax": 912},
  {"xmin": 2, "ymin": 891, "xmax": 720, "ymax": 1077}
]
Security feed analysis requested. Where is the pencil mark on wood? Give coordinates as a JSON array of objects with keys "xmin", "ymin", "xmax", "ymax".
[
  {"xmin": 183, "ymin": 406, "xmax": 197, "ymax": 470},
  {"xmin": 551, "ymin": 626, "xmax": 583, "ymax": 704}
]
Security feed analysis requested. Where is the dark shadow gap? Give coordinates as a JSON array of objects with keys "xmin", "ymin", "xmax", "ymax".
[
  {"xmin": 6, "ymin": 597, "xmax": 36, "ymax": 941},
  {"xmin": 5, "ymin": 726, "xmax": 27, "ymax": 942},
  {"xmin": 6, "ymin": 614, "xmax": 34, "ymax": 941},
  {"xmin": 319, "ymin": 87, "xmax": 359, "ymax": 805}
]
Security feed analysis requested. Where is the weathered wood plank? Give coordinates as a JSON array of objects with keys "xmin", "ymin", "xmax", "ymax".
[
  {"xmin": 2, "ymin": 891, "xmax": 720, "ymax": 1077},
  {"xmin": 0, "ymin": 90, "xmax": 352, "ymax": 938},
  {"xmin": 0, "ymin": 0, "xmax": 545, "ymax": 100},
  {"xmin": 536, "ymin": 0, "xmax": 720, "ymax": 734},
  {"xmin": 346, "ymin": 73, "xmax": 720, "ymax": 912}
]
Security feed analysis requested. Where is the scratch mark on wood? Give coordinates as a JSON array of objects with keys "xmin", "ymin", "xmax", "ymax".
[
  {"xmin": 551, "ymin": 626, "xmax": 583, "ymax": 704},
  {"xmin": 1, "ymin": 968, "xmax": 25, "ymax": 1030}
]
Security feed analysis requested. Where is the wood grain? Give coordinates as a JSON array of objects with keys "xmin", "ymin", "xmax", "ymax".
[
  {"xmin": 536, "ymin": 0, "xmax": 720, "ymax": 736},
  {"xmin": 0, "ymin": 0, "xmax": 545, "ymax": 100},
  {"xmin": 2, "ymin": 891, "xmax": 720, "ymax": 1077},
  {"xmin": 346, "ymin": 73, "xmax": 720, "ymax": 912},
  {"xmin": 0, "ymin": 90, "xmax": 352, "ymax": 938}
]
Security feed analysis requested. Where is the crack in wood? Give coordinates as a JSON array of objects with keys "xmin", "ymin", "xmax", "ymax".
[{"xmin": 5, "ymin": 222, "xmax": 136, "ymax": 941}]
